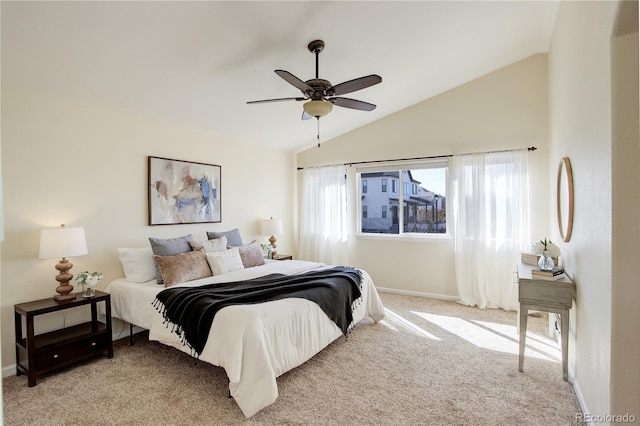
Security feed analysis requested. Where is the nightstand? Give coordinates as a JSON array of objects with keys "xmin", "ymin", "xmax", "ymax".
[
  {"xmin": 14, "ymin": 290, "xmax": 113, "ymax": 386},
  {"xmin": 273, "ymin": 254, "xmax": 293, "ymax": 261}
]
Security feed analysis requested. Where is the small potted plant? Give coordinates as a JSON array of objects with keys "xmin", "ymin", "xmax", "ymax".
[
  {"xmin": 75, "ymin": 271, "xmax": 103, "ymax": 298},
  {"xmin": 531, "ymin": 238, "xmax": 561, "ymax": 271}
]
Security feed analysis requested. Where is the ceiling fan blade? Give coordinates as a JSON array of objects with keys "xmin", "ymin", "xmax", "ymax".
[
  {"xmin": 329, "ymin": 74, "xmax": 382, "ymax": 96},
  {"xmin": 302, "ymin": 111, "xmax": 313, "ymax": 120},
  {"xmin": 330, "ymin": 97, "xmax": 377, "ymax": 111},
  {"xmin": 275, "ymin": 70, "xmax": 314, "ymax": 93},
  {"xmin": 247, "ymin": 97, "xmax": 306, "ymax": 104}
]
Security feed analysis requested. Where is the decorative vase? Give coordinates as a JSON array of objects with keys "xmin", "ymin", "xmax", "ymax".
[
  {"xmin": 83, "ymin": 285, "xmax": 95, "ymax": 298},
  {"xmin": 538, "ymin": 252, "xmax": 555, "ymax": 271}
]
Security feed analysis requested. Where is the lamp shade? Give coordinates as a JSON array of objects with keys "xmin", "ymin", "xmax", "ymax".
[
  {"xmin": 303, "ymin": 100, "xmax": 333, "ymax": 118},
  {"xmin": 39, "ymin": 226, "xmax": 88, "ymax": 259},
  {"xmin": 260, "ymin": 218, "xmax": 283, "ymax": 236}
]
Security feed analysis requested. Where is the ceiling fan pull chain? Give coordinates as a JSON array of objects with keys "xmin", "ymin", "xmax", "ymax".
[{"xmin": 317, "ymin": 118, "xmax": 321, "ymax": 147}]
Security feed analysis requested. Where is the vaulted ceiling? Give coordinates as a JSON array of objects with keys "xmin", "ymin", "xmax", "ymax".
[{"xmin": 2, "ymin": 1, "xmax": 559, "ymax": 152}]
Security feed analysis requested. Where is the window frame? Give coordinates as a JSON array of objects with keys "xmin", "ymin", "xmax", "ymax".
[{"xmin": 356, "ymin": 159, "xmax": 449, "ymax": 239}]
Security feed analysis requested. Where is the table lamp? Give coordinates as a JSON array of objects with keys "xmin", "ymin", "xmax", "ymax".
[
  {"xmin": 39, "ymin": 224, "xmax": 88, "ymax": 301},
  {"xmin": 260, "ymin": 218, "xmax": 283, "ymax": 257}
]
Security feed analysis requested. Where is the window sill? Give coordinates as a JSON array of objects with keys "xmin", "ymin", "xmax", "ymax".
[{"xmin": 355, "ymin": 233, "xmax": 451, "ymax": 243}]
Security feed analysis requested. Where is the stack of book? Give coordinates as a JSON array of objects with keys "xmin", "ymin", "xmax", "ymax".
[{"xmin": 531, "ymin": 267, "xmax": 566, "ymax": 281}]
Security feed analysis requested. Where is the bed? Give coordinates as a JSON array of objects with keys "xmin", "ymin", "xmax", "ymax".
[{"xmin": 105, "ymin": 258, "xmax": 385, "ymax": 418}]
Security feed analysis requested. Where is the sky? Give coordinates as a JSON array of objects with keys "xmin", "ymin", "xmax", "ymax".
[{"xmin": 410, "ymin": 168, "xmax": 447, "ymax": 196}]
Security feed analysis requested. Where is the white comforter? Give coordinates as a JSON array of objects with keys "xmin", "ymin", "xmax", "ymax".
[{"xmin": 105, "ymin": 260, "xmax": 385, "ymax": 418}]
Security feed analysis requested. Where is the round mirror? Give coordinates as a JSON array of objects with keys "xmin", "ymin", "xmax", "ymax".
[{"xmin": 556, "ymin": 157, "xmax": 574, "ymax": 242}]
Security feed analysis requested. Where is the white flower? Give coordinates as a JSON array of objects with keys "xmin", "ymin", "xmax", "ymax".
[
  {"xmin": 75, "ymin": 271, "xmax": 103, "ymax": 286},
  {"xmin": 532, "ymin": 238, "xmax": 561, "ymax": 257}
]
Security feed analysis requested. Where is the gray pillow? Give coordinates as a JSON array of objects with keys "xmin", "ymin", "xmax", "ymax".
[
  {"xmin": 206, "ymin": 228, "xmax": 243, "ymax": 246},
  {"xmin": 149, "ymin": 234, "xmax": 194, "ymax": 284}
]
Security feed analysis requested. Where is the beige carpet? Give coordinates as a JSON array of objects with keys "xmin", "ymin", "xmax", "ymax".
[{"xmin": 3, "ymin": 293, "xmax": 582, "ymax": 425}]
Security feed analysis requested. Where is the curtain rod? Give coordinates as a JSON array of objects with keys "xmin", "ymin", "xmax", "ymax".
[{"xmin": 296, "ymin": 146, "xmax": 536, "ymax": 170}]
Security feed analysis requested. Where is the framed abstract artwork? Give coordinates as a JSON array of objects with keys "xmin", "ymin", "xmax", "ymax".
[{"xmin": 148, "ymin": 156, "xmax": 221, "ymax": 225}]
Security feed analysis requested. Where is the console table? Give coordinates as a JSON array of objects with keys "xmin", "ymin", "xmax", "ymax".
[{"xmin": 517, "ymin": 263, "xmax": 575, "ymax": 381}]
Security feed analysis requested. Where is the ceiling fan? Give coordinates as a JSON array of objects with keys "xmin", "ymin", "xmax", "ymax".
[{"xmin": 247, "ymin": 39, "xmax": 382, "ymax": 144}]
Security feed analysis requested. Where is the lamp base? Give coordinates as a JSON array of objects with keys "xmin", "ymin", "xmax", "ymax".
[
  {"xmin": 53, "ymin": 258, "xmax": 76, "ymax": 301},
  {"xmin": 54, "ymin": 293, "xmax": 76, "ymax": 301},
  {"xmin": 54, "ymin": 283, "xmax": 76, "ymax": 301},
  {"xmin": 269, "ymin": 235, "xmax": 278, "ymax": 257}
]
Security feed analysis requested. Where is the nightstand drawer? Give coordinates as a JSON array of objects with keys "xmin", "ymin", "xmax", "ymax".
[{"xmin": 35, "ymin": 333, "xmax": 110, "ymax": 371}]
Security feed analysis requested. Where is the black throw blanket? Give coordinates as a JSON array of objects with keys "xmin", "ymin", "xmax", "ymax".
[{"xmin": 153, "ymin": 267, "xmax": 363, "ymax": 356}]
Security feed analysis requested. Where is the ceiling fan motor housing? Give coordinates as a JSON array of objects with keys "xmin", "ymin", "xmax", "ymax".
[{"xmin": 304, "ymin": 79, "xmax": 333, "ymax": 99}]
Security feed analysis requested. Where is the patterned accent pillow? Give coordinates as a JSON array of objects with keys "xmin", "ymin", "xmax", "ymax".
[
  {"xmin": 235, "ymin": 241, "xmax": 266, "ymax": 268},
  {"xmin": 153, "ymin": 249, "xmax": 212, "ymax": 287},
  {"xmin": 205, "ymin": 247, "xmax": 245, "ymax": 275},
  {"xmin": 206, "ymin": 228, "xmax": 243, "ymax": 246},
  {"xmin": 189, "ymin": 236, "xmax": 227, "ymax": 253},
  {"xmin": 149, "ymin": 234, "xmax": 194, "ymax": 284}
]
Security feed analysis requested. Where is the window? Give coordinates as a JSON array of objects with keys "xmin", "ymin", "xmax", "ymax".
[
  {"xmin": 362, "ymin": 179, "xmax": 367, "ymax": 194},
  {"xmin": 358, "ymin": 161, "xmax": 448, "ymax": 235}
]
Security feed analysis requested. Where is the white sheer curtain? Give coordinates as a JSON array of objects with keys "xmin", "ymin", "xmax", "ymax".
[
  {"xmin": 299, "ymin": 165, "xmax": 348, "ymax": 265},
  {"xmin": 451, "ymin": 150, "xmax": 529, "ymax": 311}
]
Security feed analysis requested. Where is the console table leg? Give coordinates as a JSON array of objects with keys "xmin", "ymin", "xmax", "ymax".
[
  {"xmin": 560, "ymin": 309, "xmax": 570, "ymax": 381},
  {"xmin": 518, "ymin": 306, "xmax": 528, "ymax": 372}
]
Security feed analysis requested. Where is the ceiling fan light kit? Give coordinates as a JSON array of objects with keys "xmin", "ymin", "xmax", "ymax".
[
  {"xmin": 247, "ymin": 39, "xmax": 382, "ymax": 146},
  {"xmin": 303, "ymin": 100, "xmax": 333, "ymax": 117}
]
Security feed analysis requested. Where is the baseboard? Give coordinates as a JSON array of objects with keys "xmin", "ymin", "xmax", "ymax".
[
  {"xmin": 2, "ymin": 364, "xmax": 16, "ymax": 379},
  {"xmin": 570, "ymin": 369, "xmax": 593, "ymax": 424},
  {"xmin": 376, "ymin": 287, "xmax": 461, "ymax": 301}
]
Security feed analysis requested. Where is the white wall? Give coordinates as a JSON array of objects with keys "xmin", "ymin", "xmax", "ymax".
[
  {"xmin": 0, "ymin": 87, "xmax": 296, "ymax": 369},
  {"xmin": 297, "ymin": 54, "xmax": 550, "ymax": 299},
  {"xmin": 611, "ymin": 23, "xmax": 640, "ymax": 419},
  {"xmin": 548, "ymin": 0, "xmax": 639, "ymax": 417}
]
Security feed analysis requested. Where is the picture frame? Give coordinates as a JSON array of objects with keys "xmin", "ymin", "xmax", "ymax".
[
  {"xmin": 148, "ymin": 156, "xmax": 221, "ymax": 225},
  {"xmin": 556, "ymin": 157, "xmax": 574, "ymax": 242}
]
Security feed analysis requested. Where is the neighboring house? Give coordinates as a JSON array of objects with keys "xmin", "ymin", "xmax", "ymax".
[{"xmin": 361, "ymin": 171, "xmax": 445, "ymax": 233}]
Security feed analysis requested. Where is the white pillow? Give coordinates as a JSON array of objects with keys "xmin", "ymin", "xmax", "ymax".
[
  {"xmin": 189, "ymin": 236, "xmax": 227, "ymax": 253},
  {"xmin": 117, "ymin": 247, "xmax": 157, "ymax": 283},
  {"xmin": 205, "ymin": 247, "xmax": 244, "ymax": 275}
]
